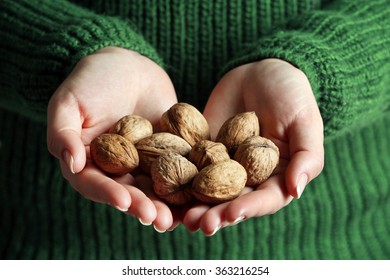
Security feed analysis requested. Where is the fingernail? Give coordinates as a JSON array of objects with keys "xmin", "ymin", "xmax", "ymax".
[
  {"xmin": 223, "ymin": 216, "xmax": 246, "ymax": 228},
  {"xmin": 115, "ymin": 205, "xmax": 128, "ymax": 212},
  {"xmin": 167, "ymin": 223, "xmax": 179, "ymax": 232},
  {"xmin": 297, "ymin": 174, "xmax": 308, "ymax": 199},
  {"xmin": 206, "ymin": 225, "xmax": 221, "ymax": 237},
  {"xmin": 153, "ymin": 224, "xmax": 166, "ymax": 233},
  {"xmin": 62, "ymin": 150, "xmax": 75, "ymax": 174},
  {"xmin": 138, "ymin": 218, "xmax": 152, "ymax": 226},
  {"xmin": 232, "ymin": 215, "xmax": 246, "ymax": 225}
]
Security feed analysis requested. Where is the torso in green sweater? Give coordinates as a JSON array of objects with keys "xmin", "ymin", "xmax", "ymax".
[{"xmin": 0, "ymin": 0, "xmax": 389, "ymax": 259}]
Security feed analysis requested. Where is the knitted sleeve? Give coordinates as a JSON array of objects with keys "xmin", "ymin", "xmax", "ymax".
[
  {"xmin": 0, "ymin": 0, "xmax": 162, "ymax": 122},
  {"xmin": 221, "ymin": 0, "xmax": 390, "ymax": 137}
]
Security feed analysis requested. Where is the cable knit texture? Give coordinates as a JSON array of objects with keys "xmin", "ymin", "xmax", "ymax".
[{"xmin": 0, "ymin": 0, "xmax": 389, "ymax": 259}]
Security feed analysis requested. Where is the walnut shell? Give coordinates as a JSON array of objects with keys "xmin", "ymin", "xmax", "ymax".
[
  {"xmin": 192, "ymin": 160, "xmax": 247, "ymax": 204},
  {"xmin": 215, "ymin": 111, "xmax": 260, "ymax": 156},
  {"xmin": 135, "ymin": 132, "xmax": 192, "ymax": 174},
  {"xmin": 90, "ymin": 133, "xmax": 139, "ymax": 175},
  {"xmin": 108, "ymin": 115, "xmax": 153, "ymax": 143},
  {"xmin": 234, "ymin": 136, "xmax": 279, "ymax": 186},
  {"xmin": 151, "ymin": 153, "xmax": 198, "ymax": 205},
  {"xmin": 160, "ymin": 102, "xmax": 210, "ymax": 146},
  {"xmin": 188, "ymin": 140, "xmax": 230, "ymax": 170}
]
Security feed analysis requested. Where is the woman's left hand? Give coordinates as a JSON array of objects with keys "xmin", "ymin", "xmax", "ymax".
[{"xmin": 182, "ymin": 59, "xmax": 324, "ymax": 235}]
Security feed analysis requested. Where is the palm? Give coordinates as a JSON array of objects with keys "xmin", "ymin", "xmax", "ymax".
[
  {"xmin": 182, "ymin": 59, "xmax": 324, "ymax": 235},
  {"xmin": 47, "ymin": 47, "xmax": 178, "ymax": 229}
]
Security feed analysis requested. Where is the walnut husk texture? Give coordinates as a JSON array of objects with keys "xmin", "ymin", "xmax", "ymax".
[
  {"xmin": 135, "ymin": 132, "xmax": 192, "ymax": 174},
  {"xmin": 160, "ymin": 103, "xmax": 210, "ymax": 146},
  {"xmin": 108, "ymin": 115, "xmax": 153, "ymax": 143},
  {"xmin": 151, "ymin": 153, "xmax": 198, "ymax": 205},
  {"xmin": 188, "ymin": 140, "xmax": 230, "ymax": 170},
  {"xmin": 234, "ymin": 136, "xmax": 279, "ymax": 186},
  {"xmin": 192, "ymin": 160, "xmax": 247, "ymax": 204},
  {"xmin": 215, "ymin": 111, "xmax": 260, "ymax": 156},
  {"xmin": 90, "ymin": 133, "xmax": 139, "ymax": 175}
]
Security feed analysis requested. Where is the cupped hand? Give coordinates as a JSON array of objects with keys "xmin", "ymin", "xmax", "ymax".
[
  {"xmin": 47, "ymin": 47, "xmax": 178, "ymax": 231},
  {"xmin": 182, "ymin": 59, "xmax": 324, "ymax": 235}
]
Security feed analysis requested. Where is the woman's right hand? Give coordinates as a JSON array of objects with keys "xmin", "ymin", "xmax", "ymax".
[{"xmin": 47, "ymin": 47, "xmax": 178, "ymax": 231}]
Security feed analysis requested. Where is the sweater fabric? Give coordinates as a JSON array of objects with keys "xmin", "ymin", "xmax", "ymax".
[{"xmin": 0, "ymin": 0, "xmax": 389, "ymax": 259}]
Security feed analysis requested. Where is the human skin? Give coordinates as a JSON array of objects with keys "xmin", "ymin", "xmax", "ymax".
[
  {"xmin": 47, "ymin": 47, "xmax": 178, "ymax": 230},
  {"xmin": 182, "ymin": 59, "xmax": 324, "ymax": 235},
  {"xmin": 47, "ymin": 47, "xmax": 324, "ymax": 235}
]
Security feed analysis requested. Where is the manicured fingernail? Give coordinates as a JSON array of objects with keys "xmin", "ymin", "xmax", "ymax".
[
  {"xmin": 62, "ymin": 149, "xmax": 75, "ymax": 174},
  {"xmin": 154, "ymin": 224, "xmax": 166, "ymax": 233},
  {"xmin": 223, "ymin": 216, "xmax": 246, "ymax": 228},
  {"xmin": 206, "ymin": 225, "xmax": 221, "ymax": 237},
  {"xmin": 167, "ymin": 223, "xmax": 179, "ymax": 232},
  {"xmin": 297, "ymin": 174, "xmax": 308, "ymax": 199},
  {"xmin": 232, "ymin": 215, "xmax": 245, "ymax": 225},
  {"xmin": 115, "ymin": 206, "xmax": 128, "ymax": 212},
  {"xmin": 138, "ymin": 218, "xmax": 152, "ymax": 226}
]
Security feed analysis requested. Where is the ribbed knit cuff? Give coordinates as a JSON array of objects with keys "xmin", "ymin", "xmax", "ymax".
[
  {"xmin": 221, "ymin": 0, "xmax": 390, "ymax": 137},
  {"xmin": 0, "ymin": 0, "xmax": 162, "ymax": 122}
]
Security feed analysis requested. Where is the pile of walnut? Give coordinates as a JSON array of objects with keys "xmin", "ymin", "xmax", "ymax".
[{"xmin": 90, "ymin": 103, "xmax": 279, "ymax": 205}]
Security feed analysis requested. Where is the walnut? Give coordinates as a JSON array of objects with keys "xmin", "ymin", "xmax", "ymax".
[
  {"xmin": 215, "ymin": 111, "xmax": 260, "ymax": 156},
  {"xmin": 90, "ymin": 133, "xmax": 139, "ymax": 175},
  {"xmin": 151, "ymin": 153, "xmax": 198, "ymax": 205},
  {"xmin": 234, "ymin": 136, "xmax": 279, "ymax": 186},
  {"xmin": 188, "ymin": 140, "xmax": 230, "ymax": 170},
  {"xmin": 135, "ymin": 132, "xmax": 192, "ymax": 174},
  {"xmin": 192, "ymin": 160, "xmax": 247, "ymax": 204},
  {"xmin": 90, "ymin": 108, "xmax": 278, "ymax": 207},
  {"xmin": 108, "ymin": 115, "xmax": 153, "ymax": 143},
  {"xmin": 160, "ymin": 102, "xmax": 210, "ymax": 146}
]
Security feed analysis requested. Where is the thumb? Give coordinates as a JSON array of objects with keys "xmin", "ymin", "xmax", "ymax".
[
  {"xmin": 47, "ymin": 91, "xmax": 86, "ymax": 174},
  {"xmin": 203, "ymin": 73, "xmax": 245, "ymax": 139},
  {"xmin": 285, "ymin": 110, "xmax": 324, "ymax": 199}
]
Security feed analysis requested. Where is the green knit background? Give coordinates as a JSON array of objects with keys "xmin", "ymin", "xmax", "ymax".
[
  {"xmin": 2, "ymin": 0, "xmax": 388, "ymax": 135},
  {"xmin": 1, "ymin": 0, "xmax": 389, "ymax": 260},
  {"xmin": 1, "ymin": 109, "xmax": 389, "ymax": 259}
]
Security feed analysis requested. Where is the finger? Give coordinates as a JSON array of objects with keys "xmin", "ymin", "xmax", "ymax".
[
  {"xmin": 120, "ymin": 186, "xmax": 157, "ymax": 227},
  {"xmin": 47, "ymin": 91, "xmax": 86, "ymax": 174},
  {"xmin": 134, "ymin": 175, "xmax": 173, "ymax": 233},
  {"xmin": 224, "ymin": 176, "xmax": 293, "ymax": 221},
  {"xmin": 286, "ymin": 109, "xmax": 324, "ymax": 199},
  {"xmin": 114, "ymin": 173, "xmax": 158, "ymax": 224},
  {"xmin": 62, "ymin": 160, "xmax": 132, "ymax": 211},
  {"xmin": 151, "ymin": 200, "xmax": 174, "ymax": 233},
  {"xmin": 182, "ymin": 203, "xmax": 211, "ymax": 232},
  {"xmin": 197, "ymin": 187, "xmax": 252, "ymax": 235},
  {"xmin": 203, "ymin": 72, "xmax": 245, "ymax": 139},
  {"xmin": 168, "ymin": 209, "xmax": 183, "ymax": 231},
  {"xmin": 198, "ymin": 203, "xmax": 227, "ymax": 236}
]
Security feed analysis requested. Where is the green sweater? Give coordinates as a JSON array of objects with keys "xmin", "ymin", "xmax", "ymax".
[{"xmin": 0, "ymin": 0, "xmax": 389, "ymax": 259}]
